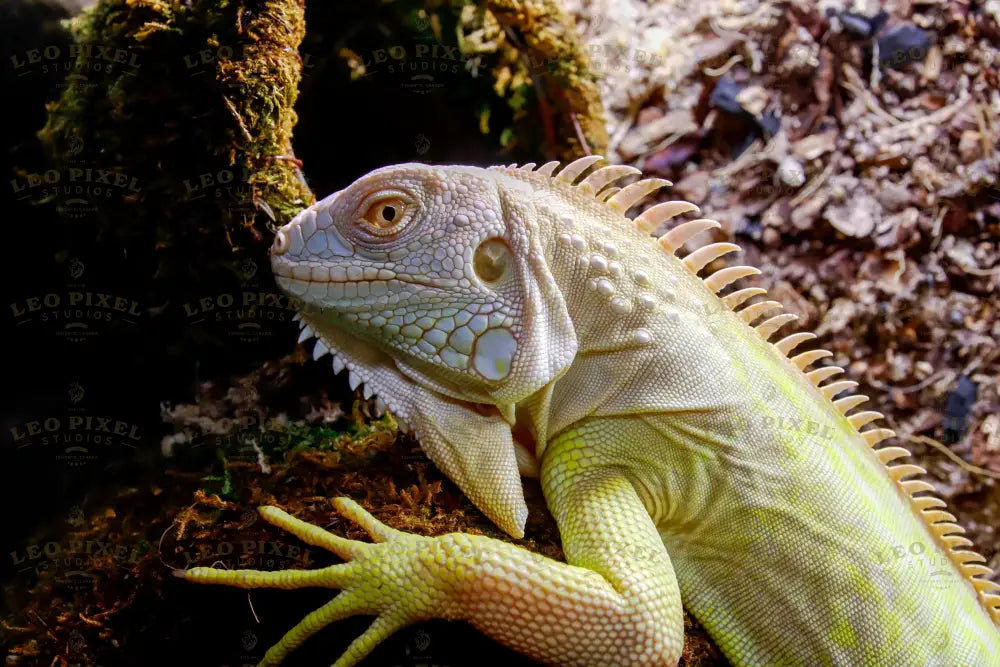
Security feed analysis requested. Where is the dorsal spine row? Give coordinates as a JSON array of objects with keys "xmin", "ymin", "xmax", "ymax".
[{"xmin": 494, "ymin": 156, "xmax": 1000, "ymax": 624}]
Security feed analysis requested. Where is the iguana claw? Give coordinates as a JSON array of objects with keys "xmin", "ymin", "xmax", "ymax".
[{"xmin": 181, "ymin": 498, "xmax": 460, "ymax": 667}]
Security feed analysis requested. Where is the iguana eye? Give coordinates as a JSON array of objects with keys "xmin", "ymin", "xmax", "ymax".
[{"xmin": 360, "ymin": 196, "xmax": 409, "ymax": 234}]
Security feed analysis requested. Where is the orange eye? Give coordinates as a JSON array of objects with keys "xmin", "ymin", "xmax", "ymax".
[{"xmin": 361, "ymin": 197, "xmax": 408, "ymax": 231}]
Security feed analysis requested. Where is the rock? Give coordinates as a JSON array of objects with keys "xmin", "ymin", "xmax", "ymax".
[
  {"xmin": 792, "ymin": 130, "xmax": 837, "ymax": 160},
  {"xmin": 824, "ymin": 193, "xmax": 879, "ymax": 237},
  {"xmin": 875, "ymin": 207, "xmax": 920, "ymax": 248},
  {"xmin": 958, "ymin": 130, "xmax": 983, "ymax": 163},
  {"xmin": 673, "ymin": 170, "xmax": 710, "ymax": 204},
  {"xmin": 736, "ymin": 85, "xmax": 769, "ymax": 117},
  {"xmin": 876, "ymin": 181, "xmax": 913, "ymax": 212},
  {"xmin": 790, "ymin": 188, "xmax": 829, "ymax": 230},
  {"xmin": 777, "ymin": 156, "xmax": 806, "ymax": 187}
]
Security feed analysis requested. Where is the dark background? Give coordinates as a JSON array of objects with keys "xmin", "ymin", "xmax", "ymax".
[{"xmin": 0, "ymin": 2, "xmax": 527, "ymax": 665}]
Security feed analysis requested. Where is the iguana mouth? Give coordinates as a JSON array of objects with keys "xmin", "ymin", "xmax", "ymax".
[
  {"xmin": 275, "ymin": 275, "xmax": 389, "ymax": 302},
  {"xmin": 274, "ymin": 273, "xmax": 456, "ymax": 291},
  {"xmin": 271, "ymin": 253, "xmax": 383, "ymax": 281}
]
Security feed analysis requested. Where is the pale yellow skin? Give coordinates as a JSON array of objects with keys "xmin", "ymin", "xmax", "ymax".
[{"xmin": 182, "ymin": 159, "xmax": 1000, "ymax": 666}]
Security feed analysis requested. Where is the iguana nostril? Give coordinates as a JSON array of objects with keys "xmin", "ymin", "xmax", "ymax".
[{"xmin": 273, "ymin": 229, "xmax": 289, "ymax": 255}]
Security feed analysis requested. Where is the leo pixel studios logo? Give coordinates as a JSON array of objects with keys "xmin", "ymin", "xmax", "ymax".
[
  {"xmin": 8, "ymin": 257, "xmax": 143, "ymax": 342},
  {"xmin": 7, "ymin": 380, "xmax": 142, "ymax": 468}
]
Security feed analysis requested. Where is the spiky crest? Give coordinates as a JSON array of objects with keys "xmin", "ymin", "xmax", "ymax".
[
  {"xmin": 598, "ymin": 187, "xmax": 621, "ymax": 202},
  {"xmin": 722, "ymin": 286, "xmax": 767, "ymax": 309},
  {"xmin": 492, "ymin": 156, "xmax": 1000, "ymax": 624}
]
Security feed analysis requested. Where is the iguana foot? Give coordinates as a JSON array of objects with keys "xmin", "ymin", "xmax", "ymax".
[{"xmin": 179, "ymin": 498, "xmax": 464, "ymax": 667}]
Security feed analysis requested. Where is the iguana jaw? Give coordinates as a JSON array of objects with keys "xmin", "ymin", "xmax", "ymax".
[{"xmin": 293, "ymin": 308, "xmax": 530, "ymax": 538}]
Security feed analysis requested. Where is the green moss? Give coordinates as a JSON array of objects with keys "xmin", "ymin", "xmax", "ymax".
[
  {"xmin": 478, "ymin": 0, "xmax": 609, "ymax": 158},
  {"xmin": 39, "ymin": 0, "xmax": 314, "ymax": 279}
]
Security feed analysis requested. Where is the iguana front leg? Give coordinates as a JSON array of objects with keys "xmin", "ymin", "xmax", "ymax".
[{"xmin": 180, "ymin": 426, "xmax": 684, "ymax": 667}]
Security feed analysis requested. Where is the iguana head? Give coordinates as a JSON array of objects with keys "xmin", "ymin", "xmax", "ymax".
[
  {"xmin": 271, "ymin": 163, "xmax": 577, "ymax": 407},
  {"xmin": 270, "ymin": 163, "xmax": 578, "ymax": 537}
]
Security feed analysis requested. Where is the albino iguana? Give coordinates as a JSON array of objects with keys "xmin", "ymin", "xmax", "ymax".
[{"xmin": 180, "ymin": 157, "xmax": 1000, "ymax": 666}]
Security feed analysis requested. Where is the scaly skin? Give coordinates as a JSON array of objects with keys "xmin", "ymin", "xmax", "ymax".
[{"xmin": 180, "ymin": 158, "xmax": 1000, "ymax": 666}]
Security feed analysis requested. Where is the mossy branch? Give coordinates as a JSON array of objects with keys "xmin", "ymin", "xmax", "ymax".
[
  {"xmin": 482, "ymin": 0, "xmax": 608, "ymax": 158},
  {"xmin": 39, "ymin": 0, "xmax": 314, "ymax": 272}
]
